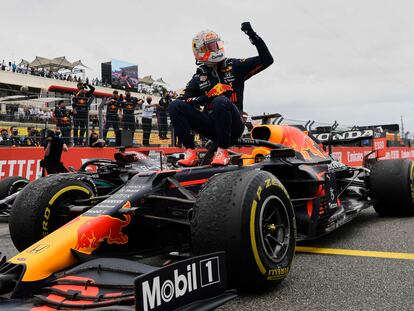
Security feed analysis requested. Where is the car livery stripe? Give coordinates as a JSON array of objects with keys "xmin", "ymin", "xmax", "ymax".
[
  {"xmin": 250, "ymin": 199, "xmax": 266, "ymax": 275},
  {"xmin": 169, "ymin": 178, "xmax": 209, "ymax": 188},
  {"xmin": 296, "ymin": 246, "xmax": 414, "ymax": 260},
  {"xmin": 180, "ymin": 178, "xmax": 209, "ymax": 187},
  {"xmin": 49, "ymin": 186, "xmax": 91, "ymax": 205}
]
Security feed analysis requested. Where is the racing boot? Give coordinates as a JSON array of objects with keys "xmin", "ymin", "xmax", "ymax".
[
  {"xmin": 211, "ymin": 148, "xmax": 230, "ymax": 166},
  {"xmin": 178, "ymin": 149, "xmax": 199, "ymax": 167}
]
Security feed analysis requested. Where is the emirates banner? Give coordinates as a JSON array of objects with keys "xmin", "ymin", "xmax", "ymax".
[{"xmin": 0, "ymin": 146, "xmax": 414, "ymax": 181}]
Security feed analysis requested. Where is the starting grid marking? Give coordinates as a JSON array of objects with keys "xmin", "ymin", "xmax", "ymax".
[{"xmin": 296, "ymin": 246, "xmax": 414, "ymax": 261}]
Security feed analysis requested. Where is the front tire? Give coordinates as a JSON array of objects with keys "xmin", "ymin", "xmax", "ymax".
[
  {"xmin": 191, "ymin": 169, "xmax": 296, "ymax": 291},
  {"xmin": 9, "ymin": 174, "xmax": 95, "ymax": 251},
  {"xmin": 369, "ymin": 159, "xmax": 414, "ymax": 216},
  {"xmin": 0, "ymin": 176, "xmax": 29, "ymax": 199},
  {"xmin": 0, "ymin": 176, "xmax": 29, "ymax": 222}
]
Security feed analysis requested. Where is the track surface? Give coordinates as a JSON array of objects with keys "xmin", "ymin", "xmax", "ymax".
[{"xmin": 2, "ymin": 208, "xmax": 414, "ymax": 310}]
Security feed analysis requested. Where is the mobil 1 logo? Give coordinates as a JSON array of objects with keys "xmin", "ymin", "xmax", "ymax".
[{"xmin": 135, "ymin": 252, "xmax": 227, "ymax": 311}]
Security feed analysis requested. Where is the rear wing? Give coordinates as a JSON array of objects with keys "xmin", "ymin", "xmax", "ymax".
[{"xmin": 313, "ymin": 129, "xmax": 374, "ymax": 146}]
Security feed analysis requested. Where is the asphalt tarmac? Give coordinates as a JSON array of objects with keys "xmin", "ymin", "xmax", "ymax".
[{"xmin": 1, "ymin": 207, "xmax": 414, "ymax": 310}]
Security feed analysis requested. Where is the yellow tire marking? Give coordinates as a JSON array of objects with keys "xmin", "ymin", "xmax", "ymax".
[
  {"xmin": 296, "ymin": 246, "xmax": 414, "ymax": 260},
  {"xmin": 48, "ymin": 185, "xmax": 91, "ymax": 205},
  {"xmin": 250, "ymin": 199, "xmax": 266, "ymax": 275}
]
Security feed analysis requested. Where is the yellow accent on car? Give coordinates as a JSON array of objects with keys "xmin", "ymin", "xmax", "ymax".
[
  {"xmin": 250, "ymin": 199, "xmax": 266, "ymax": 275},
  {"xmin": 48, "ymin": 185, "xmax": 91, "ymax": 205},
  {"xmin": 10, "ymin": 215, "xmax": 95, "ymax": 282}
]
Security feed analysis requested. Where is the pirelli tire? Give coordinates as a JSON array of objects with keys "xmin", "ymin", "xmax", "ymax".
[
  {"xmin": 0, "ymin": 176, "xmax": 29, "ymax": 199},
  {"xmin": 9, "ymin": 173, "xmax": 95, "ymax": 251},
  {"xmin": 0, "ymin": 176, "xmax": 29, "ymax": 222},
  {"xmin": 370, "ymin": 159, "xmax": 414, "ymax": 217},
  {"xmin": 191, "ymin": 169, "xmax": 296, "ymax": 291}
]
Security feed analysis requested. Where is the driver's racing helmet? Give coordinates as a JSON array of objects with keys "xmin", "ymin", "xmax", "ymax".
[{"xmin": 192, "ymin": 30, "xmax": 225, "ymax": 64}]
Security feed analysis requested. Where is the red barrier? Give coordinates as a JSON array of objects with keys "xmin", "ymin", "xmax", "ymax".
[
  {"xmin": 0, "ymin": 147, "xmax": 184, "ymax": 181},
  {"xmin": 1, "ymin": 146, "xmax": 414, "ymax": 181},
  {"xmin": 329, "ymin": 147, "xmax": 414, "ymax": 166}
]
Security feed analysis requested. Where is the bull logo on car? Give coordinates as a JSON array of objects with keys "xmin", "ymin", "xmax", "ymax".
[
  {"xmin": 74, "ymin": 214, "xmax": 131, "ymax": 254},
  {"xmin": 280, "ymin": 126, "xmax": 326, "ymax": 160}
]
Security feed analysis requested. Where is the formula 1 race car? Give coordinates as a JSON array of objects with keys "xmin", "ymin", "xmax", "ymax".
[
  {"xmin": 0, "ymin": 149, "xmax": 162, "ymax": 222},
  {"xmin": 1, "ymin": 122, "xmax": 413, "ymax": 310}
]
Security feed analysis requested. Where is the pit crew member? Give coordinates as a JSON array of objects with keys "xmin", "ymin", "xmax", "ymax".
[{"xmin": 72, "ymin": 82, "xmax": 95, "ymax": 146}]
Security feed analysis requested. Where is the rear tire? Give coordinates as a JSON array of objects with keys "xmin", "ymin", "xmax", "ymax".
[
  {"xmin": 9, "ymin": 174, "xmax": 95, "ymax": 251},
  {"xmin": 369, "ymin": 159, "xmax": 414, "ymax": 216},
  {"xmin": 191, "ymin": 169, "xmax": 296, "ymax": 292}
]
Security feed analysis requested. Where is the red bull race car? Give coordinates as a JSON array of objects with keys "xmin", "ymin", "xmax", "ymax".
[{"xmin": 0, "ymin": 121, "xmax": 413, "ymax": 310}]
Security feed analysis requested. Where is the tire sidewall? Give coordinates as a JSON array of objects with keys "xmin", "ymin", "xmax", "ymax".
[
  {"xmin": 0, "ymin": 176, "xmax": 29, "ymax": 198},
  {"xmin": 370, "ymin": 159, "xmax": 414, "ymax": 216},
  {"xmin": 192, "ymin": 169, "xmax": 296, "ymax": 289},
  {"xmin": 233, "ymin": 171, "xmax": 296, "ymax": 285},
  {"xmin": 241, "ymin": 175, "xmax": 296, "ymax": 282},
  {"xmin": 10, "ymin": 175, "xmax": 94, "ymax": 250},
  {"xmin": 38, "ymin": 180, "xmax": 93, "ymax": 237}
]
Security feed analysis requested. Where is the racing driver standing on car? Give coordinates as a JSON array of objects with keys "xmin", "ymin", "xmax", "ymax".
[{"xmin": 168, "ymin": 22, "xmax": 273, "ymax": 166}]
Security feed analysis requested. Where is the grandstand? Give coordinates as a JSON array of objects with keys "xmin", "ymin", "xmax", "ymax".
[{"xmin": 0, "ymin": 63, "xmax": 170, "ymax": 147}]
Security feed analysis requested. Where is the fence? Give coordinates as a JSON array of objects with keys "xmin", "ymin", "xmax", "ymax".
[{"xmin": 0, "ymin": 87, "xmax": 412, "ymax": 148}]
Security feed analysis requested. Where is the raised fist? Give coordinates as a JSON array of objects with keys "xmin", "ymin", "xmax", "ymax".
[{"xmin": 241, "ymin": 22, "xmax": 255, "ymax": 36}]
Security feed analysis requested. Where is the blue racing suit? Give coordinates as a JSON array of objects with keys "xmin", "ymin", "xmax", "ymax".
[{"xmin": 168, "ymin": 24, "xmax": 274, "ymax": 149}]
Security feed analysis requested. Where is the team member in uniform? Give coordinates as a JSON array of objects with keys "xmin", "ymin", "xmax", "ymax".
[
  {"xmin": 54, "ymin": 100, "xmax": 72, "ymax": 145},
  {"xmin": 103, "ymin": 90, "xmax": 122, "ymax": 146},
  {"xmin": 122, "ymin": 91, "xmax": 143, "ymax": 143},
  {"xmin": 141, "ymin": 96, "xmax": 158, "ymax": 146},
  {"xmin": 72, "ymin": 82, "xmax": 95, "ymax": 146},
  {"xmin": 168, "ymin": 22, "xmax": 273, "ymax": 166}
]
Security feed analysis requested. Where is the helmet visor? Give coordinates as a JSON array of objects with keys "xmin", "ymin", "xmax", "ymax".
[{"xmin": 200, "ymin": 40, "xmax": 224, "ymax": 53}]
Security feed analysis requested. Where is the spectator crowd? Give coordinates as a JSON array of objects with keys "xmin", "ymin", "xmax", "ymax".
[
  {"xmin": 0, "ymin": 105, "xmax": 53, "ymax": 123},
  {"xmin": 1, "ymin": 59, "xmax": 88, "ymax": 84},
  {"xmin": 0, "ymin": 90, "xmax": 175, "ymax": 148},
  {"xmin": 0, "ymin": 126, "xmax": 48, "ymax": 147},
  {"xmin": 0, "ymin": 58, "xmax": 179, "ymax": 147}
]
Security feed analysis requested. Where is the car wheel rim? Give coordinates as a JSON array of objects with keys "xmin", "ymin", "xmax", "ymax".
[
  {"xmin": 259, "ymin": 195, "xmax": 291, "ymax": 264},
  {"xmin": 54, "ymin": 191, "xmax": 90, "ymax": 228}
]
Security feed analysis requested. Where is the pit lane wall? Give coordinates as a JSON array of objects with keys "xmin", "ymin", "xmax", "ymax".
[{"xmin": 1, "ymin": 146, "xmax": 414, "ymax": 181}]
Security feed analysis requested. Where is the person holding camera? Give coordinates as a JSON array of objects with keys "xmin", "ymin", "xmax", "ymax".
[
  {"xmin": 42, "ymin": 129, "xmax": 69, "ymax": 176},
  {"xmin": 72, "ymin": 82, "xmax": 95, "ymax": 146}
]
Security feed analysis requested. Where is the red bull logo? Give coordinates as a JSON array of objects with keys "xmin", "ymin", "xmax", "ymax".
[
  {"xmin": 74, "ymin": 214, "xmax": 131, "ymax": 254},
  {"xmin": 252, "ymin": 125, "xmax": 327, "ymax": 161},
  {"xmin": 280, "ymin": 126, "xmax": 326, "ymax": 160},
  {"xmin": 207, "ymin": 83, "xmax": 234, "ymax": 97}
]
